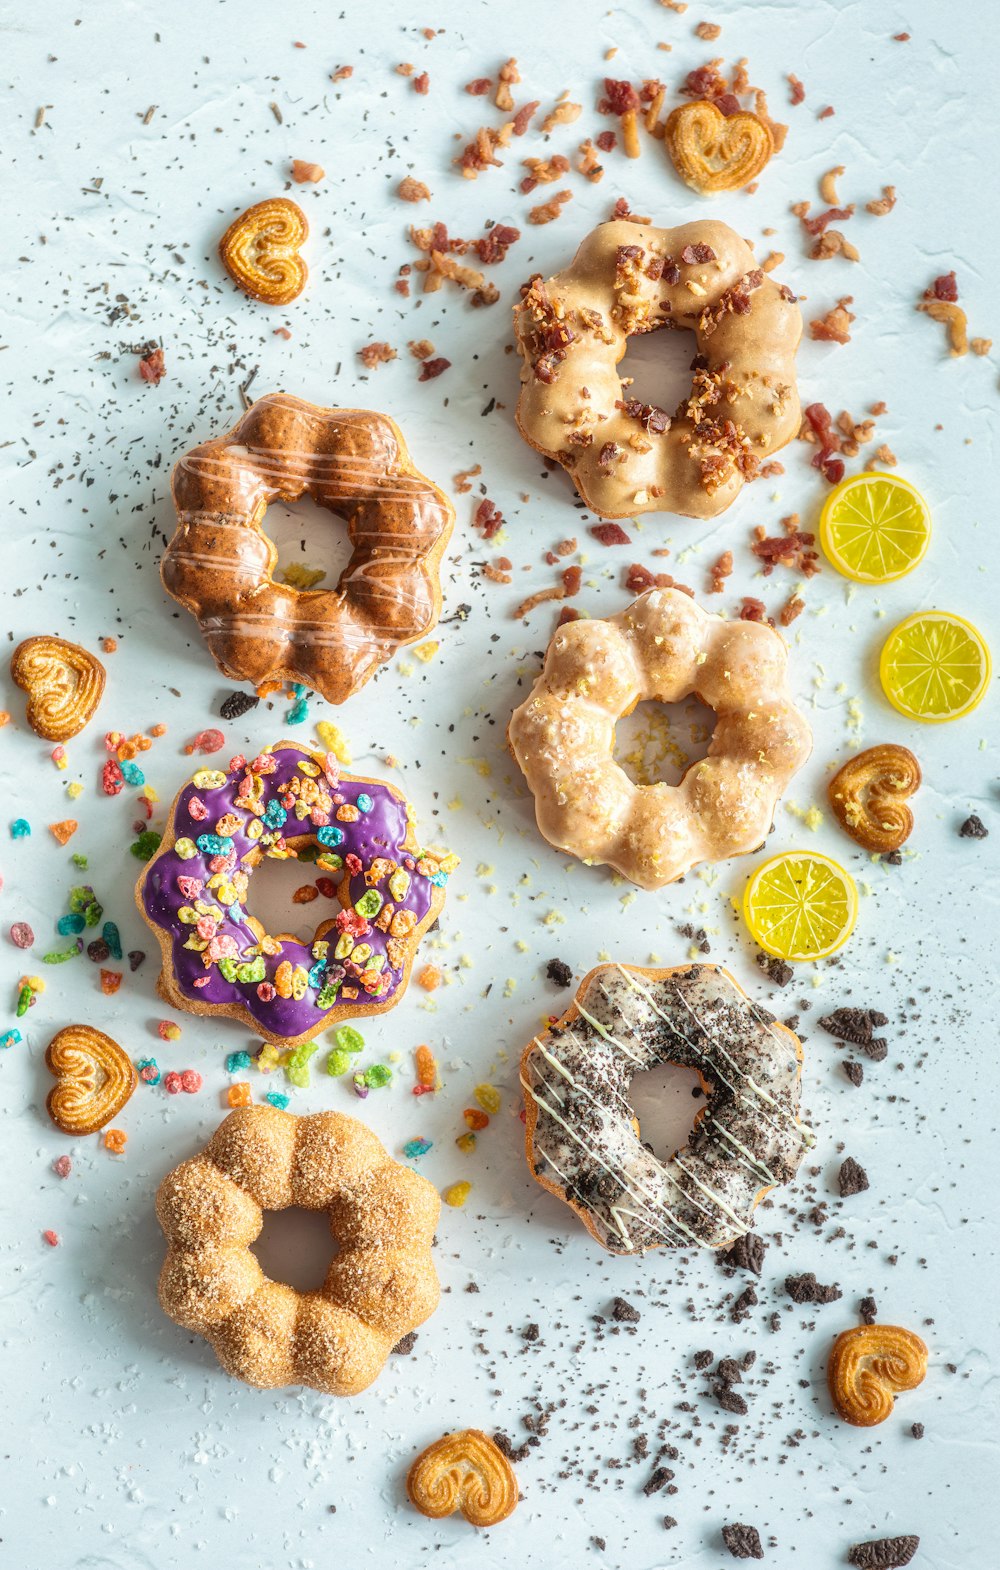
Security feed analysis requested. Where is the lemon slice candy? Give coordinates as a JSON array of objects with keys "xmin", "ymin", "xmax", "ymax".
[
  {"xmin": 743, "ymin": 852, "xmax": 859, "ymax": 962},
  {"xmin": 879, "ymin": 610, "xmax": 991, "ymax": 723},
  {"xmin": 819, "ymin": 472, "xmax": 931, "ymax": 584}
]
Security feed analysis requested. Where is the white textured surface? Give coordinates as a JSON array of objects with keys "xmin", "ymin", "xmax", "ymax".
[{"xmin": 1, "ymin": 1, "xmax": 998, "ymax": 1566}]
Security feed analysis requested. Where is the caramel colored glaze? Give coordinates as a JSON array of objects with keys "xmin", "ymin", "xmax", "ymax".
[
  {"xmin": 828, "ymin": 743, "xmax": 921, "ymax": 855},
  {"xmin": 156, "ymin": 1105, "xmax": 440, "ymax": 1395},
  {"xmin": 664, "ymin": 100, "xmax": 774, "ymax": 193},
  {"xmin": 219, "ymin": 198, "xmax": 308, "ymax": 306},
  {"xmin": 44, "ymin": 1024, "xmax": 137, "ymax": 1135},
  {"xmin": 508, "ymin": 586, "xmax": 811, "ymax": 890},
  {"xmin": 10, "ymin": 635, "xmax": 106, "ymax": 742},
  {"xmin": 407, "ymin": 1430, "xmax": 519, "ymax": 1527},
  {"xmin": 827, "ymin": 1324, "xmax": 928, "ymax": 1426},
  {"xmin": 513, "ymin": 218, "xmax": 801, "ymax": 520},
  {"xmin": 162, "ymin": 393, "xmax": 454, "ymax": 703}
]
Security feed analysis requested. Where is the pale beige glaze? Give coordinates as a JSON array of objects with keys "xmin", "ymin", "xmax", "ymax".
[
  {"xmin": 163, "ymin": 393, "xmax": 454, "ymax": 703},
  {"xmin": 513, "ymin": 219, "xmax": 801, "ymax": 520},
  {"xmin": 157, "ymin": 1104, "xmax": 440, "ymax": 1396},
  {"xmin": 508, "ymin": 588, "xmax": 811, "ymax": 890}
]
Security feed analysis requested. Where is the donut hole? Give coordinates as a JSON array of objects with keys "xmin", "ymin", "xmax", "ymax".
[
  {"xmin": 250, "ymin": 1205, "xmax": 338, "ymax": 1292},
  {"xmin": 613, "ymin": 697, "xmax": 715, "ymax": 788},
  {"xmin": 264, "ymin": 493, "xmax": 356, "ymax": 588},
  {"xmin": 628, "ymin": 1060, "xmax": 706, "ymax": 1164},
  {"xmin": 616, "ymin": 322, "xmax": 696, "ymax": 416},
  {"xmin": 242, "ymin": 842, "xmax": 340, "ymax": 944}
]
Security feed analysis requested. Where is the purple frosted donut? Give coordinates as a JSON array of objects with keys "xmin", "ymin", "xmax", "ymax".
[{"xmin": 136, "ymin": 739, "xmax": 454, "ymax": 1045}]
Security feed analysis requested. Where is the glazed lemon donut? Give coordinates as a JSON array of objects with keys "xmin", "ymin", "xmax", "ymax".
[
  {"xmin": 520, "ymin": 962, "xmax": 812, "ymax": 1254},
  {"xmin": 508, "ymin": 587, "xmax": 811, "ymax": 890},
  {"xmin": 513, "ymin": 218, "xmax": 801, "ymax": 519},
  {"xmin": 156, "ymin": 1104, "xmax": 440, "ymax": 1394},
  {"xmin": 162, "ymin": 393, "xmax": 454, "ymax": 703}
]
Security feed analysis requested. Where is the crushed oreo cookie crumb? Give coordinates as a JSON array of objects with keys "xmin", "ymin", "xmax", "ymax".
[
  {"xmin": 847, "ymin": 1535, "xmax": 919, "ymax": 1568},
  {"xmin": 722, "ymin": 1521, "xmax": 765, "ymax": 1559},
  {"xmin": 720, "ymin": 1231, "xmax": 766, "ymax": 1276},
  {"xmin": 910, "ymin": 1421, "xmax": 924, "ymax": 1439},
  {"xmin": 391, "ymin": 1331, "xmax": 418, "ymax": 1355},
  {"xmin": 838, "ymin": 1156, "xmax": 870, "ymax": 1197},
  {"xmin": 859, "ymin": 1294, "xmax": 878, "ymax": 1325},
  {"xmin": 819, "ymin": 1007, "xmax": 887, "ymax": 1045},
  {"xmin": 693, "ymin": 1349, "xmax": 714, "ymax": 1370},
  {"xmin": 643, "ymin": 1465, "xmax": 674, "ymax": 1495},
  {"xmin": 220, "ymin": 690, "xmax": 260, "ymax": 720},
  {"xmin": 731, "ymin": 1284, "xmax": 758, "ymax": 1322},
  {"xmin": 663, "ymin": 1515, "xmax": 678, "ymax": 1530},
  {"xmin": 959, "ymin": 813, "xmax": 988, "ymax": 838},
  {"xmin": 785, "ymin": 1271, "xmax": 842, "ymax": 1305},
  {"xmin": 843, "ymin": 1059, "xmax": 865, "ymax": 1086},
  {"xmin": 612, "ymin": 1295, "xmax": 640, "ymax": 1323},
  {"xmin": 756, "ymin": 952, "xmax": 794, "ymax": 986},
  {"xmin": 522, "ymin": 1321, "xmax": 540, "ymax": 1341},
  {"xmin": 546, "ymin": 958, "xmax": 573, "ymax": 987}
]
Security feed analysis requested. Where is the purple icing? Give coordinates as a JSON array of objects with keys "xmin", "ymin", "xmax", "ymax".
[{"xmin": 141, "ymin": 742, "xmax": 443, "ymax": 1038}]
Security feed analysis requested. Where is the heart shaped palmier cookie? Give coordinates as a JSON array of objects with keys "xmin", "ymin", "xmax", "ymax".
[
  {"xmin": 45, "ymin": 1025, "xmax": 137, "ymax": 1136},
  {"xmin": 828, "ymin": 743, "xmax": 921, "ymax": 854},
  {"xmin": 828, "ymin": 1323, "xmax": 928, "ymax": 1426},
  {"xmin": 664, "ymin": 99, "xmax": 773, "ymax": 193},
  {"xmin": 219, "ymin": 197, "xmax": 309, "ymax": 306},
  {"xmin": 10, "ymin": 636, "xmax": 106, "ymax": 742},
  {"xmin": 406, "ymin": 1429, "xmax": 518, "ymax": 1528}
]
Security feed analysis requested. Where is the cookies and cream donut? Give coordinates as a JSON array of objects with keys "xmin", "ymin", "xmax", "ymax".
[
  {"xmin": 520, "ymin": 962, "xmax": 812, "ymax": 1254},
  {"xmin": 162, "ymin": 393, "xmax": 454, "ymax": 704},
  {"xmin": 508, "ymin": 586, "xmax": 811, "ymax": 890},
  {"xmin": 513, "ymin": 218, "xmax": 801, "ymax": 519},
  {"xmin": 157, "ymin": 1103, "xmax": 440, "ymax": 1394},
  {"xmin": 136, "ymin": 739, "xmax": 455, "ymax": 1046}
]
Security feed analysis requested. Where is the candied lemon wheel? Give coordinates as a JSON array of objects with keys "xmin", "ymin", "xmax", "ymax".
[
  {"xmin": 819, "ymin": 472, "xmax": 931, "ymax": 584},
  {"xmin": 743, "ymin": 852, "xmax": 859, "ymax": 962},
  {"xmin": 879, "ymin": 611, "xmax": 991, "ymax": 723}
]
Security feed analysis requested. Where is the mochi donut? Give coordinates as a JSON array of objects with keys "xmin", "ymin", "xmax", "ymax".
[
  {"xmin": 136, "ymin": 739, "xmax": 456, "ymax": 1046},
  {"xmin": 520, "ymin": 962, "xmax": 812, "ymax": 1254},
  {"xmin": 513, "ymin": 217, "xmax": 801, "ymax": 519},
  {"xmin": 508, "ymin": 586, "xmax": 811, "ymax": 890},
  {"xmin": 162, "ymin": 392, "xmax": 454, "ymax": 703},
  {"xmin": 157, "ymin": 1103, "xmax": 440, "ymax": 1394}
]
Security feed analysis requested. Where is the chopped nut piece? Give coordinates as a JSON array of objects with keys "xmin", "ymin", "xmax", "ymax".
[
  {"xmin": 358, "ymin": 341, "xmax": 397, "ymax": 369},
  {"xmin": 819, "ymin": 164, "xmax": 844, "ymax": 204},
  {"xmin": 398, "ymin": 176, "xmax": 431, "ymax": 202},
  {"xmin": 865, "ymin": 184, "xmax": 896, "ymax": 216},
  {"xmin": 528, "ymin": 189, "xmax": 573, "ymax": 224},
  {"xmin": 916, "ymin": 298, "xmax": 969, "ymax": 356}
]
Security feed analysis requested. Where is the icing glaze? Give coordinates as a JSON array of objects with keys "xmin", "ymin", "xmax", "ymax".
[
  {"xmin": 137, "ymin": 740, "xmax": 454, "ymax": 1042},
  {"xmin": 520, "ymin": 962, "xmax": 812, "ymax": 1254}
]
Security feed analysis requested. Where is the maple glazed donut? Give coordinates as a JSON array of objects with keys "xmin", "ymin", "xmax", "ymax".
[
  {"xmin": 156, "ymin": 1104, "xmax": 440, "ymax": 1394},
  {"xmin": 508, "ymin": 587, "xmax": 811, "ymax": 890},
  {"xmin": 136, "ymin": 739, "xmax": 456, "ymax": 1046},
  {"xmin": 520, "ymin": 962, "xmax": 812, "ymax": 1254},
  {"xmin": 513, "ymin": 218, "xmax": 801, "ymax": 519},
  {"xmin": 162, "ymin": 392, "xmax": 454, "ymax": 703}
]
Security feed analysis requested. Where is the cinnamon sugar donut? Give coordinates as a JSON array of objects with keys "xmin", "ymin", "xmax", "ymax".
[
  {"xmin": 520, "ymin": 962, "xmax": 811, "ymax": 1254},
  {"xmin": 514, "ymin": 218, "xmax": 801, "ymax": 519},
  {"xmin": 156, "ymin": 1104, "xmax": 440, "ymax": 1394},
  {"xmin": 508, "ymin": 587, "xmax": 811, "ymax": 890},
  {"xmin": 163, "ymin": 393, "xmax": 454, "ymax": 703}
]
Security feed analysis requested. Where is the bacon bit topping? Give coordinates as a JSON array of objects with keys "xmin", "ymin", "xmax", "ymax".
[
  {"xmin": 591, "ymin": 521, "xmax": 631, "ymax": 546},
  {"xmin": 621, "ymin": 109, "xmax": 641, "ymax": 158},
  {"xmin": 758, "ymin": 460, "xmax": 785, "ymax": 478},
  {"xmin": 739, "ymin": 596, "xmax": 768, "ymax": 623},
  {"xmin": 358, "ymin": 341, "xmax": 396, "ymax": 369},
  {"xmin": 787, "ymin": 73, "xmax": 805, "ymax": 104},
  {"xmin": 413, "ymin": 72, "xmax": 430, "ymax": 95},
  {"xmin": 708, "ymin": 550, "xmax": 733, "ymax": 592},
  {"xmin": 528, "ymin": 189, "xmax": 572, "ymax": 224},
  {"xmin": 610, "ymin": 196, "xmax": 652, "ymax": 223},
  {"xmin": 496, "ymin": 57, "xmax": 520, "ymax": 113},
  {"xmin": 779, "ymin": 595, "xmax": 805, "ymax": 626},
  {"xmin": 818, "ymin": 104, "xmax": 835, "ymax": 119},
  {"xmin": 408, "ymin": 339, "xmax": 435, "ymax": 360},
  {"xmin": 695, "ymin": 21, "xmax": 722, "ymax": 40},
  {"xmin": 972, "ymin": 336, "xmax": 992, "ymax": 356},
  {"xmin": 514, "ymin": 584, "xmax": 567, "ymax": 620},
  {"xmin": 596, "ymin": 444, "xmax": 621, "ymax": 476},
  {"xmin": 625, "ymin": 563, "xmax": 692, "ymax": 596},
  {"xmin": 452, "ymin": 467, "xmax": 482, "ymax": 497},
  {"xmin": 819, "ymin": 165, "xmax": 844, "ymax": 204},
  {"xmin": 751, "ymin": 522, "xmax": 820, "ymax": 577},
  {"xmin": 760, "ymin": 251, "xmax": 784, "ymax": 273},
  {"xmin": 418, "ymin": 356, "xmax": 451, "ymax": 380},
  {"xmin": 465, "ymin": 77, "xmax": 492, "ymax": 96},
  {"xmin": 562, "ymin": 564, "xmax": 583, "ymax": 595},
  {"xmin": 455, "ymin": 125, "xmax": 508, "ymax": 178},
  {"xmin": 615, "ymin": 398, "xmax": 671, "ymax": 434},
  {"xmin": 291, "ymin": 159, "xmax": 325, "ymax": 183},
  {"xmin": 330, "ymin": 64, "xmax": 353, "ymax": 82},
  {"xmin": 865, "ymin": 184, "xmax": 896, "ymax": 216},
  {"xmin": 577, "ymin": 140, "xmax": 605, "ymax": 182},
  {"xmin": 803, "ymin": 401, "xmax": 845, "ymax": 485},
  {"xmin": 680, "ymin": 242, "xmax": 716, "ymax": 264},
  {"xmin": 794, "ymin": 202, "xmax": 855, "ymax": 237},
  {"xmin": 541, "ymin": 97, "xmax": 582, "ymax": 133},
  {"xmin": 681, "ymin": 61, "xmax": 727, "ymax": 99},
  {"xmin": 511, "ymin": 100, "xmax": 540, "ymax": 136},
  {"xmin": 138, "ymin": 346, "xmax": 166, "ymax": 384},
  {"xmin": 916, "ymin": 296, "xmax": 969, "ymax": 355},
  {"xmin": 473, "ymin": 498, "xmax": 505, "ymax": 539},
  {"xmin": 864, "ymin": 443, "xmax": 898, "ymax": 470},
  {"xmin": 474, "ymin": 223, "xmax": 520, "ymax": 263},
  {"xmin": 483, "ymin": 559, "xmax": 512, "ymax": 584},
  {"xmin": 924, "ymin": 271, "xmax": 958, "ymax": 302},
  {"xmin": 521, "ymin": 153, "xmax": 570, "ymax": 193},
  {"xmin": 396, "ymin": 62, "xmax": 415, "ymax": 76},
  {"xmin": 812, "ymin": 230, "xmax": 860, "ymax": 262},
  {"xmin": 557, "ymin": 606, "xmax": 581, "ymax": 626},
  {"xmin": 809, "ymin": 296, "xmax": 856, "ymax": 346},
  {"xmin": 599, "ymin": 78, "xmax": 641, "ymax": 115},
  {"xmin": 596, "ymin": 129, "xmax": 617, "ymax": 153},
  {"xmin": 273, "ymin": 326, "xmax": 292, "ymax": 341},
  {"xmin": 398, "ymin": 176, "xmax": 431, "ymax": 202}
]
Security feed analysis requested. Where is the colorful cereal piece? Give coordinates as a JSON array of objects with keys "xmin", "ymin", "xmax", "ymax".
[
  {"xmin": 364, "ymin": 1063, "xmax": 392, "ymax": 1089},
  {"xmin": 285, "ymin": 1041, "xmax": 318, "ymax": 1088},
  {"xmin": 102, "ymin": 921, "xmax": 123, "ymax": 960},
  {"xmin": 463, "ymin": 1108, "xmax": 489, "ymax": 1131},
  {"xmin": 52, "ymin": 1155, "xmax": 72, "ymax": 1178},
  {"xmin": 227, "ymin": 1082, "xmax": 253, "ymax": 1107},
  {"xmin": 335, "ymin": 1025, "xmax": 365, "ymax": 1054},
  {"xmin": 136, "ymin": 1057, "xmax": 161, "ymax": 1084},
  {"xmin": 473, "ymin": 1084, "xmax": 501, "ymax": 1115},
  {"xmin": 42, "ymin": 1229, "xmax": 60, "ymax": 1247},
  {"xmin": 444, "ymin": 1181, "xmax": 471, "ymax": 1208},
  {"xmin": 105, "ymin": 1128, "xmax": 128, "ymax": 1154},
  {"xmin": 264, "ymin": 1089, "xmax": 290, "ymax": 1110},
  {"xmin": 185, "ymin": 729, "xmax": 225, "ymax": 755},
  {"xmin": 9, "ymin": 922, "xmax": 34, "ymax": 948},
  {"xmin": 226, "ymin": 1050, "xmax": 252, "ymax": 1073},
  {"xmin": 10, "ymin": 819, "xmax": 30, "ymax": 838},
  {"xmin": 180, "ymin": 1069, "xmax": 202, "ymax": 1093},
  {"xmin": 0, "ymin": 1028, "xmax": 22, "ymax": 1050},
  {"xmin": 326, "ymin": 1048, "xmax": 352, "ymax": 1076},
  {"xmin": 417, "ymin": 963, "xmax": 442, "ymax": 991},
  {"xmin": 414, "ymin": 1043, "xmax": 438, "ymax": 1093},
  {"xmin": 130, "ymin": 830, "xmax": 162, "ymax": 861},
  {"xmin": 455, "ymin": 1133, "xmax": 477, "ymax": 1154},
  {"xmin": 100, "ymin": 969, "xmax": 123, "ymax": 995},
  {"xmin": 403, "ymin": 1137, "xmax": 433, "ymax": 1159},
  {"xmin": 57, "ymin": 913, "xmax": 85, "ymax": 935},
  {"xmin": 49, "ymin": 819, "xmax": 78, "ymax": 845}
]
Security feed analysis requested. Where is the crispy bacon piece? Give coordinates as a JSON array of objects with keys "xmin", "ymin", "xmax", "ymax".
[
  {"xmin": 615, "ymin": 398, "xmax": 671, "ymax": 434},
  {"xmin": 591, "ymin": 522, "xmax": 631, "ymax": 545},
  {"xmin": 739, "ymin": 597, "xmax": 768, "ymax": 623},
  {"xmin": 680, "ymin": 242, "xmax": 717, "ymax": 264},
  {"xmin": 473, "ymin": 498, "xmax": 505, "ymax": 539},
  {"xmin": 138, "ymin": 346, "xmax": 166, "ymax": 384},
  {"xmin": 797, "ymin": 204, "xmax": 855, "ymax": 236},
  {"xmin": 418, "ymin": 357, "xmax": 450, "ymax": 380},
  {"xmin": 809, "ymin": 296, "xmax": 856, "ymax": 346},
  {"xmin": 474, "ymin": 224, "xmax": 521, "ymax": 264},
  {"xmin": 596, "ymin": 130, "xmax": 617, "ymax": 153},
  {"xmin": 787, "ymin": 73, "xmax": 805, "ymax": 104},
  {"xmin": 924, "ymin": 271, "xmax": 958, "ymax": 302},
  {"xmin": 511, "ymin": 100, "xmax": 540, "ymax": 136},
  {"xmin": 803, "ymin": 401, "xmax": 845, "ymax": 484},
  {"xmin": 358, "ymin": 341, "xmax": 396, "ymax": 369},
  {"xmin": 751, "ymin": 530, "xmax": 819, "ymax": 576},
  {"xmin": 465, "ymin": 77, "xmax": 491, "ymax": 96},
  {"xmin": 599, "ymin": 78, "xmax": 641, "ymax": 115}
]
